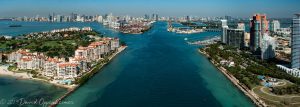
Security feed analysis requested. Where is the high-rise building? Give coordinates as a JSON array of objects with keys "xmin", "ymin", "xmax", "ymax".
[
  {"xmin": 144, "ymin": 14, "xmax": 150, "ymax": 20},
  {"xmin": 250, "ymin": 14, "xmax": 269, "ymax": 52},
  {"xmin": 48, "ymin": 14, "xmax": 53, "ymax": 22},
  {"xmin": 186, "ymin": 16, "xmax": 190, "ymax": 22},
  {"xmin": 271, "ymin": 20, "xmax": 280, "ymax": 32},
  {"xmin": 261, "ymin": 34, "xmax": 276, "ymax": 59},
  {"xmin": 221, "ymin": 20, "xmax": 228, "ymax": 44},
  {"xmin": 226, "ymin": 29, "xmax": 245, "ymax": 49},
  {"xmin": 155, "ymin": 14, "xmax": 159, "ymax": 21},
  {"xmin": 292, "ymin": 14, "xmax": 300, "ymax": 69}
]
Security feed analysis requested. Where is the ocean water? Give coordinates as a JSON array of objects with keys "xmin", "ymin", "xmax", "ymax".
[{"xmin": 0, "ymin": 21, "xmax": 254, "ymax": 107}]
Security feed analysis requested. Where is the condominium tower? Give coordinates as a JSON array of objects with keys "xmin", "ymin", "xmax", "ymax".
[{"xmin": 292, "ymin": 14, "xmax": 300, "ymax": 69}]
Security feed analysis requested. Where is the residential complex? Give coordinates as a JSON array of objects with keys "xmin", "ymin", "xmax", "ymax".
[
  {"xmin": 6, "ymin": 29, "xmax": 120, "ymax": 83},
  {"xmin": 250, "ymin": 14, "xmax": 269, "ymax": 52},
  {"xmin": 226, "ymin": 29, "xmax": 245, "ymax": 49},
  {"xmin": 270, "ymin": 20, "xmax": 280, "ymax": 32},
  {"xmin": 261, "ymin": 34, "xmax": 276, "ymax": 59}
]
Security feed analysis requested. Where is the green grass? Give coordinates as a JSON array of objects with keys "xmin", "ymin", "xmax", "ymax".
[{"xmin": 253, "ymin": 86, "xmax": 300, "ymax": 106}]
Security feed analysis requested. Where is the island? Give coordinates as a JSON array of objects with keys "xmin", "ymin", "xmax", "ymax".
[
  {"xmin": 0, "ymin": 27, "xmax": 127, "ymax": 106},
  {"xmin": 167, "ymin": 21, "xmax": 204, "ymax": 34}
]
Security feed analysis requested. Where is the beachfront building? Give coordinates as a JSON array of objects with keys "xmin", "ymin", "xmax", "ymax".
[
  {"xmin": 44, "ymin": 57, "xmax": 61, "ymax": 77},
  {"xmin": 7, "ymin": 49, "xmax": 28, "ymax": 63},
  {"xmin": 57, "ymin": 62, "xmax": 79, "ymax": 79},
  {"xmin": 6, "ymin": 35, "xmax": 121, "ymax": 84},
  {"xmin": 17, "ymin": 53, "xmax": 45, "ymax": 70}
]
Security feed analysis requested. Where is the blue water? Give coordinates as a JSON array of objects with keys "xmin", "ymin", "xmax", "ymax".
[{"xmin": 0, "ymin": 21, "xmax": 255, "ymax": 107}]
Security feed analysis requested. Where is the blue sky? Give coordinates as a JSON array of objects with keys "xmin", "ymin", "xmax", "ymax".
[{"xmin": 0, "ymin": 0, "xmax": 300, "ymax": 18}]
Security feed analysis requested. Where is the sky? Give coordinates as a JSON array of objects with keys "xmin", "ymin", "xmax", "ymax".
[{"xmin": 0, "ymin": 0, "xmax": 300, "ymax": 18}]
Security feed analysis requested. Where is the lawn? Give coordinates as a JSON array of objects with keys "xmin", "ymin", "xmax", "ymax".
[{"xmin": 253, "ymin": 86, "xmax": 300, "ymax": 106}]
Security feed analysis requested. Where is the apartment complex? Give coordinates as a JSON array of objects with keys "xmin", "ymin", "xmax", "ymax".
[{"xmin": 7, "ymin": 37, "xmax": 120, "ymax": 80}]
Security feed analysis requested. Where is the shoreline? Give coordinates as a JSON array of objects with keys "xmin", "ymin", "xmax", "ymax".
[
  {"xmin": 49, "ymin": 46, "xmax": 127, "ymax": 107},
  {"xmin": 198, "ymin": 49, "xmax": 267, "ymax": 107},
  {"xmin": 0, "ymin": 65, "xmax": 76, "ymax": 90}
]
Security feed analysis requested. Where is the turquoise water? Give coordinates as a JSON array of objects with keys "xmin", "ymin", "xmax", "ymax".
[
  {"xmin": 0, "ymin": 76, "xmax": 67, "ymax": 107},
  {"xmin": 0, "ymin": 21, "xmax": 255, "ymax": 107}
]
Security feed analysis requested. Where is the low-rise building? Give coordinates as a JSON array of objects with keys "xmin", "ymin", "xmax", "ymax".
[{"xmin": 277, "ymin": 65, "xmax": 300, "ymax": 77}]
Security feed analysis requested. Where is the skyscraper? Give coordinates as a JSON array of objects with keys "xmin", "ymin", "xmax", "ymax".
[
  {"xmin": 261, "ymin": 34, "xmax": 276, "ymax": 60},
  {"xmin": 186, "ymin": 16, "xmax": 190, "ymax": 22},
  {"xmin": 155, "ymin": 14, "xmax": 159, "ymax": 21},
  {"xmin": 221, "ymin": 19, "xmax": 228, "ymax": 44},
  {"xmin": 250, "ymin": 14, "xmax": 269, "ymax": 52},
  {"xmin": 226, "ymin": 29, "xmax": 245, "ymax": 49},
  {"xmin": 292, "ymin": 14, "xmax": 300, "ymax": 69}
]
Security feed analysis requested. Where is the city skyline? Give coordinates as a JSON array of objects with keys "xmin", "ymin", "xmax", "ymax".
[{"xmin": 1, "ymin": 0, "xmax": 300, "ymax": 18}]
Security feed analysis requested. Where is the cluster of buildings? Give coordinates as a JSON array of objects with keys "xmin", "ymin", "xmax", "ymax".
[
  {"xmin": 221, "ymin": 13, "xmax": 300, "ymax": 78},
  {"xmin": 6, "ymin": 37, "xmax": 120, "ymax": 82},
  {"xmin": 13, "ymin": 13, "xmax": 104, "ymax": 22},
  {"xmin": 275, "ymin": 14, "xmax": 300, "ymax": 77},
  {"xmin": 101, "ymin": 13, "xmax": 155, "ymax": 34},
  {"xmin": 221, "ymin": 14, "xmax": 276, "ymax": 60}
]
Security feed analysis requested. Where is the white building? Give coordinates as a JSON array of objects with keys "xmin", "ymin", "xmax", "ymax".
[
  {"xmin": 221, "ymin": 20, "xmax": 229, "ymax": 44},
  {"xmin": 277, "ymin": 65, "xmax": 300, "ymax": 77},
  {"xmin": 17, "ymin": 53, "xmax": 45, "ymax": 70},
  {"xmin": 69, "ymin": 57, "xmax": 87, "ymax": 73},
  {"xmin": 271, "ymin": 20, "xmax": 280, "ymax": 32},
  {"xmin": 110, "ymin": 38, "xmax": 120, "ymax": 51},
  {"xmin": 8, "ymin": 49, "xmax": 27, "ymax": 63},
  {"xmin": 291, "ymin": 14, "xmax": 300, "ymax": 69},
  {"xmin": 57, "ymin": 63, "xmax": 79, "ymax": 79},
  {"xmin": 261, "ymin": 34, "xmax": 276, "ymax": 59},
  {"xmin": 44, "ymin": 57, "xmax": 60, "ymax": 77}
]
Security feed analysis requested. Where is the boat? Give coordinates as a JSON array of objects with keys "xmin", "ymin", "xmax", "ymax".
[{"xmin": 9, "ymin": 25, "xmax": 22, "ymax": 27}]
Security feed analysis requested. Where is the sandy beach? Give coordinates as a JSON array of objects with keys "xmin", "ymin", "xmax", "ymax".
[{"xmin": 0, "ymin": 65, "xmax": 32, "ymax": 79}]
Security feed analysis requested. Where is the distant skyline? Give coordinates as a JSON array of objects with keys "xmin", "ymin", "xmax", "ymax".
[{"xmin": 1, "ymin": 0, "xmax": 300, "ymax": 18}]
